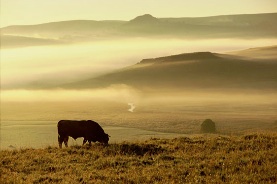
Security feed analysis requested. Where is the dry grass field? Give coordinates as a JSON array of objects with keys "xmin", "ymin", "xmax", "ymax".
[{"xmin": 1, "ymin": 133, "xmax": 276, "ymax": 183}]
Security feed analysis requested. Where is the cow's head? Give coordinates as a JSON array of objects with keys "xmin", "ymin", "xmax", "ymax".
[{"xmin": 100, "ymin": 133, "xmax": 110, "ymax": 144}]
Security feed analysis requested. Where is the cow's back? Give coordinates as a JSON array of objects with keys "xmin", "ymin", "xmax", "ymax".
[{"xmin": 58, "ymin": 120, "xmax": 90, "ymax": 139}]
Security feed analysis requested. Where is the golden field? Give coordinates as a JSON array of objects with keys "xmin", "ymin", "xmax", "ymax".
[{"xmin": 1, "ymin": 133, "xmax": 276, "ymax": 183}]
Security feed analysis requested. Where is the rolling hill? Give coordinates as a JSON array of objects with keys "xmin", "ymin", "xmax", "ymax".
[
  {"xmin": 1, "ymin": 13, "xmax": 277, "ymax": 48},
  {"xmin": 0, "ymin": 35, "xmax": 63, "ymax": 48},
  {"xmin": 63, "ymin": 46, "xmax": 277, "ymax": 91},
  {"xmin": 120, "ymin": 13, "xmax": 277, "ymax": 38},
  {"xmin": 227, "ymin": 45, "xmax": 277, "ymax": 60},
  {"xmin": 1, "ymin": 20, "xmax": 125, "ymax": 44}
]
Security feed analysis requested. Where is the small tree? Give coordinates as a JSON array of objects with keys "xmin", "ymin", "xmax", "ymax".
[{"xmin": 201, "ymin": 119, "xmax": 216, "ymax": 133}]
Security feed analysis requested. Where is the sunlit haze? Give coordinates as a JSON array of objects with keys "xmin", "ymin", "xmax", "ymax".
[
  {"xmin": 1, "ymin": 0, "xmax": 277, "ymax": 154},
  {"xmin": 2, "ymin": 38, "xmax": 276, "ymax": 88}
]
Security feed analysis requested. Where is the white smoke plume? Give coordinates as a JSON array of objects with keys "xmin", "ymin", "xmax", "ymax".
[{"xmin": 128, "ymin": 103, "xmax": 136, "ymax": 112}]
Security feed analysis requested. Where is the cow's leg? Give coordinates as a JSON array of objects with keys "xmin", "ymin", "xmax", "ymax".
[
  {"xmin": 64, "ymin": 136, "xmax": 69, "ymax": 147},
  {"xmin": 83, "ymin": 139, "xmax": 87, "ymax": 146},
  {"xmin": 58, "ymin": 135, "xmax": 63, "ymax": 148}
]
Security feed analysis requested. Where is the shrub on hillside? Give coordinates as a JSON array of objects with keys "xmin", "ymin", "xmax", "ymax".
[{"xmin": 201, "ymin": 119, "xmax": 216, "ymax": 133}]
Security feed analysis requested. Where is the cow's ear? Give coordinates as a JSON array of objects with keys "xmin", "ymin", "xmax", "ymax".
[{"xmin": 108, "ymin": 134, "xmax": 111, "ymax": 137}]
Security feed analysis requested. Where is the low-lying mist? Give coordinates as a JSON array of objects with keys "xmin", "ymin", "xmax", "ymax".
[
  {"xmin": 2, "ymin": 86, "xmax": 276, "ymax": 135},
  {"xmin": 2, "ymin": 86, "xmax": 277, "ymax": 106},
  {"xmin": 1, "ymin": 85, "xmax": 139, "ymax": 103},
  {"xmin": 2, "ymin": 38, "xmax": 277, "ymax": 89}
]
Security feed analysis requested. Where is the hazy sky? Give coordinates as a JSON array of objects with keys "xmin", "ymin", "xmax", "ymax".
[{"xmin": 1, "ymin": 0, "xmax": 277, "ymax": 27}]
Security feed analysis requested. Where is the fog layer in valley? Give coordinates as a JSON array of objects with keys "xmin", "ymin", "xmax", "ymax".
[
  {"xmin": 2, "ymin": 38, "xmax": 277, "ymax": 89},
  {"xmin": 2, "ymin": 87, "xmax": 277, "ymax": 121}
]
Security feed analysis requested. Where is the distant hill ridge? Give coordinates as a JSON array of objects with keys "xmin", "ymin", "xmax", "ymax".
[
  {"xmin": 139, "ymin": 52, "xmax": 219, "ymax": 64},
  {"xmin": 128, "ymin": 14, "xmax": 160, "ymax": 24},
  {"xmin": 130, "ymin": 14, "xmax": 159, "ymax": 22},
  {"xmin": 1, "ymin": 12, "xmax": 277, "ymax": 48},
  {"xmin": 60, "ymin": 45, "xmax": 277, "ymax": 90},
  {"xmin": 3, "ymin": 45, "xmax": 277, "ymax": 90},
  {"xmin": 2, "ymin": 12, "xmax": 276, "ymax": 28}
]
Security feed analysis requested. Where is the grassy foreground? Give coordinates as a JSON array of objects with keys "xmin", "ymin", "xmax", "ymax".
[{"xmin": 1, "ymin": 133, "xmax": 276, "ymax": 183}]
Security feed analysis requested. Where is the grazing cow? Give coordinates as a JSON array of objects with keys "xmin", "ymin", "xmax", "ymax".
[{"xmin": 57, "ymin": 120, "xmax": 110, "ymax": 148}]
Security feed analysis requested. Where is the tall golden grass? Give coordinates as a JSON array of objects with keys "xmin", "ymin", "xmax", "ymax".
[{"xmin": 1, "ymin": 133, "xmax": 276, "ymax": 183}]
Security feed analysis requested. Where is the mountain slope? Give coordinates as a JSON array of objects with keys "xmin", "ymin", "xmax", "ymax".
[
  {"xmin": 1, "ymin": 20, "xmax": 125, "ymax": 40},
  {"xmin": 1, "ymin": 13, "xmax": 277, "ymax": 45},
  {"xmin": 227, "ymin": 45, "xmax": 277, "ymax": 60},
  {"xmin": 64, "ymin": 50, "xmax": 277, "ymax": 90},
  {"xmin": 120, "ymin": 13, "xmax": 277, "ymax": 38},
  {"xmin": 1, "ymin": 35, "xmax": 63, "ymax": 48}
]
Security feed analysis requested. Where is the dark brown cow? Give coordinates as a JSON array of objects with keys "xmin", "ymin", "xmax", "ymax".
[{"xmin": 57, "ymin": 120, "xmax": 109, "ymax": 148}]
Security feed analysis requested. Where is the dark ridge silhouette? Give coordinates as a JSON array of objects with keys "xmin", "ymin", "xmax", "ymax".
[
  {"xmin": 61, "ymin": 46, "xmax": 277, "ymax": 91},
  {"xmin": 128, "ymin": 14, "xmax": 159, "ymax": 24},
  {"xmin": 121, "ymin": 14, "xmax": 161, "ymax": 35},
  {"xmin": 2, "ymin": 20, "xmax": 125, "ymax": 32},
  {"xmin": 2, "ymin": 12, "xmax": 276, "ymax": 47},
  {"xmin": 1, "ymin": 35, "xmax": 63, "ymax": 48},
  {"xmin": 228, "ymin": 45, "xmax": 277, "ymax": 60},
  {"xmin": 139, "ymin": 52, "xmax": 219, "ymax": 64}
]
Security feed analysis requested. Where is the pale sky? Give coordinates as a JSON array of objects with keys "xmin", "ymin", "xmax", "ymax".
[{"xmin": 1, "ymin": 0, "xmax": 277, "ymax": 27}]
